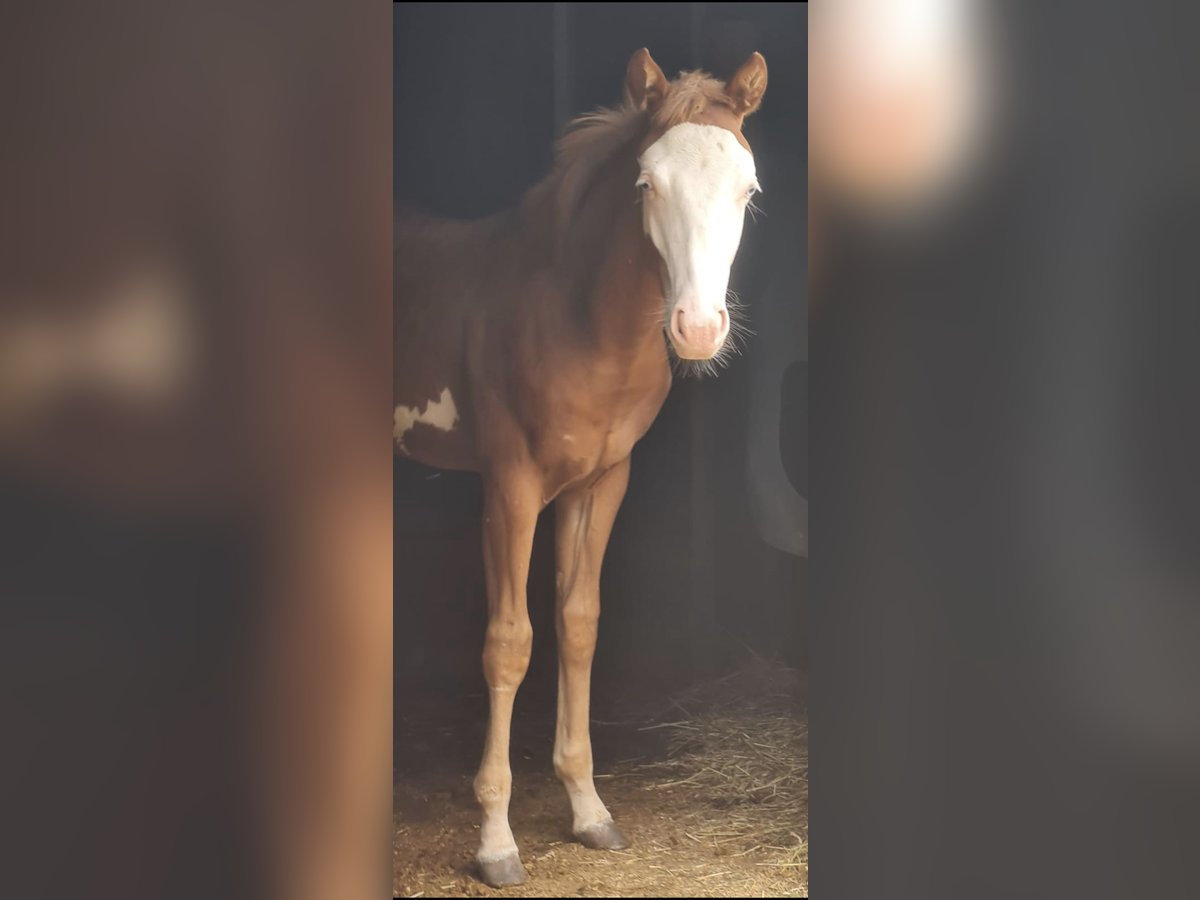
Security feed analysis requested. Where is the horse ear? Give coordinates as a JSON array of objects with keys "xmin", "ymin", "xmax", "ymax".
[
  {"xmin": 625, "ymin": 48, "xmax": 668, "ymax": 112},
  {"xmin": 726, "ymin": 51, "xmax": 768, "ymax": 117}
]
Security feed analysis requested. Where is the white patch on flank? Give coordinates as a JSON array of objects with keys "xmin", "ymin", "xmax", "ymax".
[{"xmin": 394, "ymin": 387, "xmax": 459, "ymax": 451}]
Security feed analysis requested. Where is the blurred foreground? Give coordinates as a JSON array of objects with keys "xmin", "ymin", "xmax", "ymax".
[
  {"xmin": 0, "ymin": 4, "xmax": 390, "ymax": 899},
  {"xmin": 811, "ymin": 3, "xmax": 1200, "ymax": 899}
]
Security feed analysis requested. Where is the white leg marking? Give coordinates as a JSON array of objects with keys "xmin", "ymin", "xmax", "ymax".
[
  {"xmin": 393, "ymin": 387, "xmax": 459, "ymax": 451},
  {"xmin": 568, "ymin": 787, "xmax": 614, "ymax": 833}
]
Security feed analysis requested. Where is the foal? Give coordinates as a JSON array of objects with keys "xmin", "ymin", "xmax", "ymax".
[{"xmin": 394, "ymin": 47, "xmax": 767, "ymax": 887}]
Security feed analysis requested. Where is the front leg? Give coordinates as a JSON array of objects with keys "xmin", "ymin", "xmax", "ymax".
[
  {"xmin": 553, "ymin": 457, "xmax": 631, "ymax": 850},
  {"xmin": 474, "ymin": 465, "xmax": 541, "ymax": 887}
]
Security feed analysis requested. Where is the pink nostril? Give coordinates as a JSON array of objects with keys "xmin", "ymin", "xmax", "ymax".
[
  {"xmin": 671, "ymin": 306, "xmax": 729, "ymax": 350},
  {"xmin": 672, "ymin": 306, "xmax": 688, "ymax": 342}
]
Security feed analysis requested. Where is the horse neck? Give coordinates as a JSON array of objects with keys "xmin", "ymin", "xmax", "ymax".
[{"xmin": 548, "ymin": 152, "xmax": 667, "ymax": 364}]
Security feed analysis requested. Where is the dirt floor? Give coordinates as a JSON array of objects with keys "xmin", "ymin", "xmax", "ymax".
[{"xmin": 395, "ymin": 661, "xmax": 808, "ymax": 898}]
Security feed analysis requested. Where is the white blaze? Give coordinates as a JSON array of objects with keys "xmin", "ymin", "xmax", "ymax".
[
  {"xmin": 394, "ymin": 387, "xmax": 459, "ymax": 451},
  {"xmin": 637, "ymin": 123, "xmax": 758, "ymax": 359}
]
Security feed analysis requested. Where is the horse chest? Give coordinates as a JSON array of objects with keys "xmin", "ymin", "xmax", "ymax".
[{"xmin": 535, "ymin": 373, "xmax": 669, "ymax": 493}]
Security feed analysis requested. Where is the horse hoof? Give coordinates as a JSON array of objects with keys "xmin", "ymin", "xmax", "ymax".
[
  {"xmin": 575, "ymin": 819, "xmax": 631, "ymax": 851},
  {"xmin": 477, "ymin": 853, "xmax": 527, "ymax": 888}
]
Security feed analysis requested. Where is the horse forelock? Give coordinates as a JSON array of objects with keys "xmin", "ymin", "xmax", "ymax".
[{"xmin": 651, "ymin": 71, "xmax": 739, "ymax": 132}]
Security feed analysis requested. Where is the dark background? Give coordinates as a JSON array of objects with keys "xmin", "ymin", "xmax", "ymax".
[{"xmin": 393, "ymin": 2, "xmax": 807, "ymax": 714}]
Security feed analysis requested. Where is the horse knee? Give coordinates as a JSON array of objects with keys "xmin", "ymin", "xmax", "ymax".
[
  {"xmin": 558, "ymin": 599, "xmax": 599, "ymax": 660},
  {"xmin": 482, "ymin": 616, "xmax": 533, "ymax": 687},
  {"xmin": 474, "ymin": 767, "xmax": 512, "ymax": 806}
]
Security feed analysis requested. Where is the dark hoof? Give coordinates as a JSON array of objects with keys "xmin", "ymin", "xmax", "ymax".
[
  {"xmin": 575, "ymin": 819, "xmax": 630, "ymax": 851},
  {"xmin": 477, "ymin": 853, "xmax": 527, "ymax": 888}
]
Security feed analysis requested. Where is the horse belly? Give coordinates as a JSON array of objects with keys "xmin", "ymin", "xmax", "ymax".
[{"xmin": 396, "ymin": 421, "xmax": 478, "ymax": 471}]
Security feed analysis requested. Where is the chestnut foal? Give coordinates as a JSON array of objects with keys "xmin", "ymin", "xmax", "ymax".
[{"xmin": 394, "ymin": 48, "xmax": 767, "ymax": 887}]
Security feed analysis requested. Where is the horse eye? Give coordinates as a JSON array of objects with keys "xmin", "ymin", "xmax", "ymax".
[
  {"xmin": 636, "ymin": 179, "xmax": 652, "ymax": 193},
  {"xmin": 746, "ymin": 183, "xmax": 760, "ymax": 198}
]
